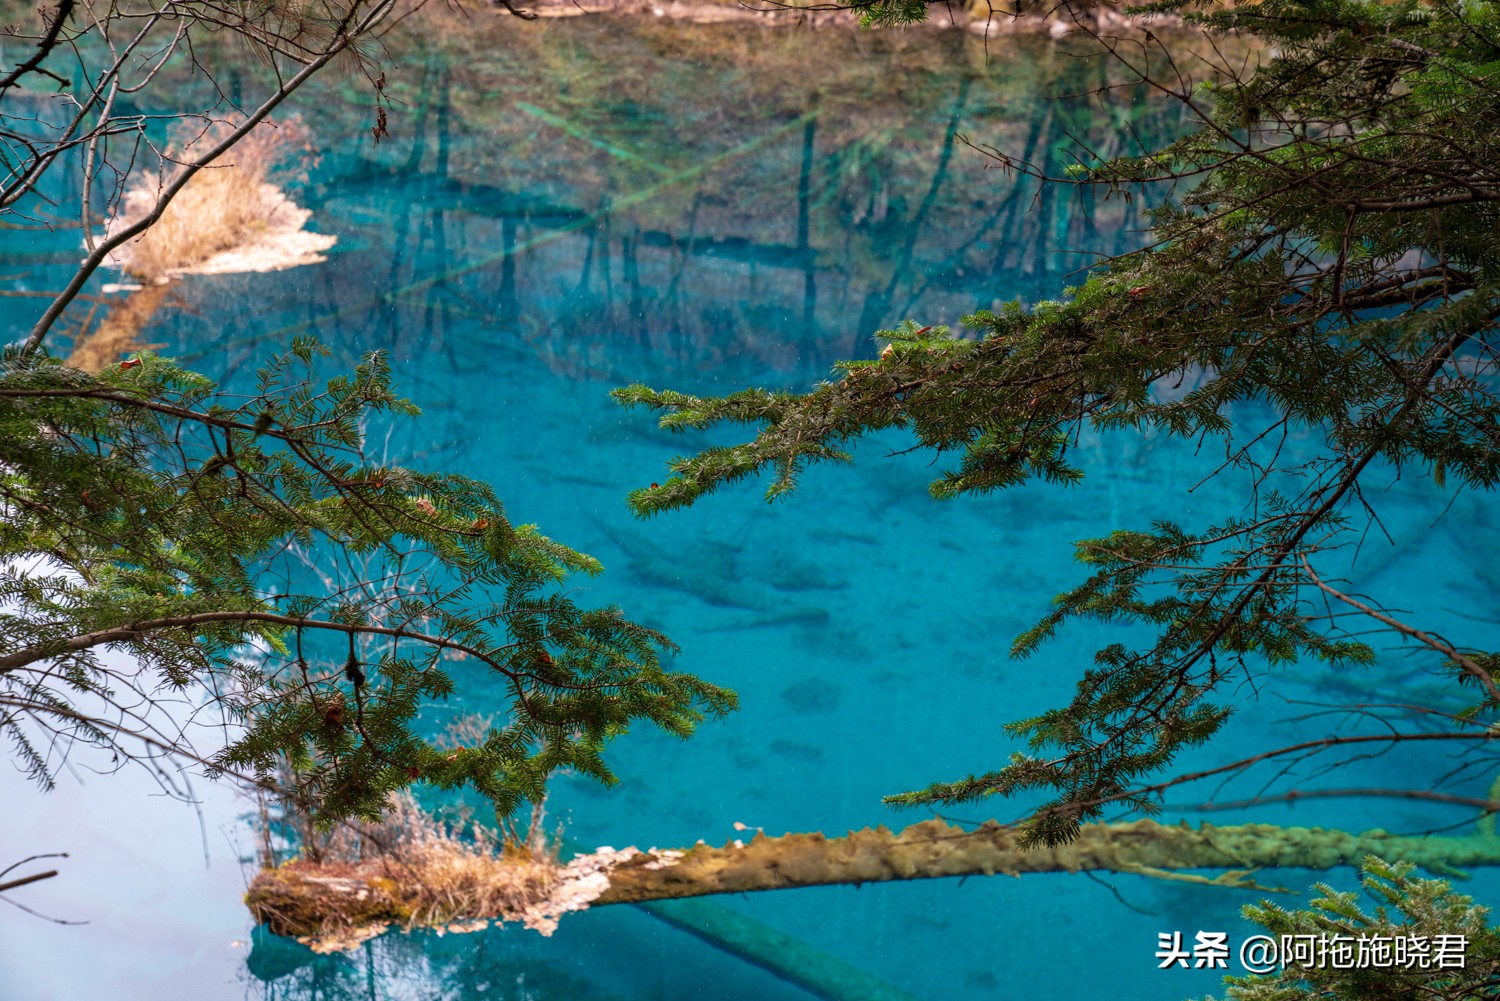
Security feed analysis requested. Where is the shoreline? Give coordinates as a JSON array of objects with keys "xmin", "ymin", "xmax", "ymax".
[{"xmin": 504, "ymin": 0, "xmax": 1185, "ymax": 34}]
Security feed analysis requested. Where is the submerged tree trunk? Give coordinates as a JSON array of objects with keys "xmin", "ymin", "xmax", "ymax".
[{"xmin": 245, "ymin": 816, "xmax": 1500, "ymax": 950}]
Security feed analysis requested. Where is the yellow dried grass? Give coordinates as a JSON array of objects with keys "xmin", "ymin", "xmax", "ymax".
[{"xmin": 115, "ymin": 119, "xmax": 312, "ymax": 282}]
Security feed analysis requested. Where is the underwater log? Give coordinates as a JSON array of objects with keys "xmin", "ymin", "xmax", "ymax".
[
  {"xmin": 245, "ymin": 816, "xmax": 1500, "ymax": 948},
  {"xmin": 635, "ymin": 896, "xmax": 928, "ymax": 1001}
]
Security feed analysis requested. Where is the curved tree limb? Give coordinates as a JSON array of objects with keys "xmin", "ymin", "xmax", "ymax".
[{"xmin": 0, "ymin": 0, "xmax": 76, "ymax": 97}]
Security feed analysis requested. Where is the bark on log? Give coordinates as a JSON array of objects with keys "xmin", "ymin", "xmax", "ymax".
[{"xmin": 592, "ymin": 817, "xmax": 1495, "ymax": 903}]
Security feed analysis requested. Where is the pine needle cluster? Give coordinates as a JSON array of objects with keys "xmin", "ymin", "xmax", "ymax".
[
  {"xmin": 0, "ymin": 341, "xmax": 734, "ymax": 825},
  {"xmin": 1207, "ymin": 857, "xmax": 1500, "ymax": 1001}
]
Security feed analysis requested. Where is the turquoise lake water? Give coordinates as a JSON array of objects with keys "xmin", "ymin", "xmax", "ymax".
[{"xmin": 4, "ymin": 15, "xmax": 1499, "ymax": 1001}]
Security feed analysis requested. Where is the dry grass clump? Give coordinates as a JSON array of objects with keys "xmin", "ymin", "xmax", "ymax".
[
  {"xmin": 70, "ymin": 119, "xmax": 330, "ymax": 370},
  {"xmin": 107, "ymin": 117, "xmax": 332, "ymax": 283},
  {"xmin": 253, "ymin": 792, "xmax": 631, "ymax": 953}
]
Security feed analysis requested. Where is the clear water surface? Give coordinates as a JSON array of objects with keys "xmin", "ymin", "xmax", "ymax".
[{"xmin": 4, "ymin": 15, "xmax": 1499, "ymax": 1001}]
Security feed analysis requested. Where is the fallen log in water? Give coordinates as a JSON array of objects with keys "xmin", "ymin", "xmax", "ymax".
[
  {"xmin": 246, "ymin": 816, "xmax": 1500, "ymax": 954},
  {"xmin": 635, "ymin": 897, "xmax": 928, "ymax": 1001}
]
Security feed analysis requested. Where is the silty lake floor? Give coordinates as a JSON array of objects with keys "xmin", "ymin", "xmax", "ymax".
[{"xmin": 5, "ymin": 14, "xmax": 1500, "ymax": 1001}]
